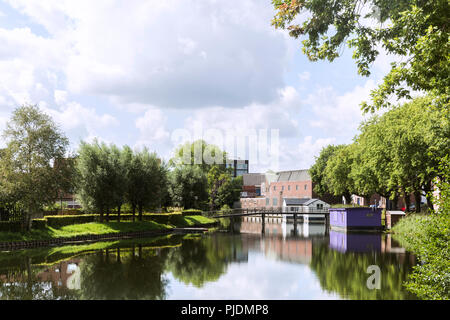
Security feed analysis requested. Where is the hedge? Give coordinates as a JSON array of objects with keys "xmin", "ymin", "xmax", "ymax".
[
  {"xmin": 31, "ymin": 218, "xmax": 47, "ymax": 230},
  {"xmin": 181, "ymin": 209, "xmax": 203, "ymax": 216},
  {"xmin": 37, "ymin": 212, "xmax": 185, "ymax": 228},
  {"xmin": 0, "ymin": 221, "xmax": 22, "ymax": 232},
  {"xmin": 45, "ymin": 214, "xmax": 98, "ymax": 228}
]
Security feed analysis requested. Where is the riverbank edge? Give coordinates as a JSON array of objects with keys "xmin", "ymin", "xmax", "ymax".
[
  {"xmin": 391, "ymin": 213, "xmax": 449, "ymax": 300},
  {"xmin": 0, "ymin": 222, "xmax": 219, "ymax": 251}
]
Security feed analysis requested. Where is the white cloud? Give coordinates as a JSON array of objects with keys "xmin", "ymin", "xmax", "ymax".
[
  {"xmin": 135, "ymin": 108, "xmax": 170, "ymax": 146},
  {"xmin": 39, "ymin": 99, "xmax": 119, "ymax": 147},
  {"xmin": 183, "ymin": 85, "xmax": 302, "ymax": 139},
  {"xmin": 6, "ymin": 0, "xmax": 290, "ymax": 109},
  {"xmin": 53, "ymin": 90, "xmax": 68, "ymax": 105},
  {"xmin": 306, "ymin": 80, "xmax": 377, "ymax": 142},
  {"xmin": 298, "ymin": 71, "xmax": 310, "ymax": 81}
]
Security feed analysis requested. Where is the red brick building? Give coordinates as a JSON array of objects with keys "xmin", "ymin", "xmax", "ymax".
[{"xmin": 240, "ymin": 169, "xmax": 319, "ymax": 209}]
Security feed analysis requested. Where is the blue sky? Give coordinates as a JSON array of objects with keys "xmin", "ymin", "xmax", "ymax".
[{"xmin": 0, "ymin": 0, "xmax": 394, "ymax": 172}]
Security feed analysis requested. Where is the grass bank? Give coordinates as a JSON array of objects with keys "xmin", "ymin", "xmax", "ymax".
[
  {"xmin": 392, "ymin": 213, "xmax": 449, "ymax": 300},
  {"xmin": 0, "ymin": 215, "xmax": 217, "ymax": 243}
]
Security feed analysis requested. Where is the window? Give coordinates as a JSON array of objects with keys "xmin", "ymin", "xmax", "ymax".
[
  {"xmin": 296, "ymin": 185, "xmax": 298, "ymax": 190},
  {"xmin": 282, "ymin": 186, "xmax": 284, "ymax": 191},
  {"xmin": 273, "ymin": 198, "xmax": 278, "ymax": 206},
  {"xmin": 266, "ymin": 198, "xmax": 269, "ymax": 206},
  {"xmin": 288, "ymin": 185, "xmax": 290, "ymax": 191},
  {"xmin": 317, "ymin": 203, "xmax": 323, "ymax": 210},
  {"xmin": 304, "ymin": 184, "xmax": 307, "ymax": 190},
  {"xmin": 273, "ymin": 186, "xmax": 276, "ymax": 191}
]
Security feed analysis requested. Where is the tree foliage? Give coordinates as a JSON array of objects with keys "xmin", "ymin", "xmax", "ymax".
[
  {"xmin": 168, "ymin": 165, "xmax": 208, "ymax": 210},
  {"xmin": 207, "ymin": 166, "xmax": 243, "ymax": 210},
  {"xmin": 309, "ymin": 144, "xmax": 345, "ymax": 197},
  {"xmin": 272, "ymin": 0, "xmax": 449, "ymax": 111},
  {"xmin": 170, "ymin": 139, "xmax": 227, "ymax": 173},
  {"xmin": 75, "ymin": 141, "xmax": 166, "ymax": 221},
  {"xmin": 310, "ymin": 95, "xmax": 449, "ymax": 211},
  {"xmin": 0, "ymin": 105, "xmax": 72, "ymax": 229}
]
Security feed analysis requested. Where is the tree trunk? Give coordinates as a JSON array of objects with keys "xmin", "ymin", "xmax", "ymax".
[
  {"xmin": 414, "ymin": 191, "xmax": 421, "ymax": 213},
  {"xmin": 403, "ymin": 191, "xmax": 411, "ymax": 213},
  {"xmin": 117, "ymin": 204, "xmax": 121, "ymax": 222},
  {"xmin": 117, "ymin": 248, "xmax": 121, "ymax": 263},
  {"xmin": 106, "ymin": 206, "xmax": 110, "ymax": 222},
  {"xmin": 364, "ymin": 195, "xmax": 371, "ymax": 207},
  {"xmin": 132, "ymin": 205, "xmax": 136, "ymax": 222},
  {"xmin": 138, "ymin": 204, "xmax": 143, "ymax": 221},
  {"xmin": 99, "ymin": 206, "xmax": 104, "ymax": 223},
  {"xmin": 392, "ymin": 192, "xmax": 399, "ymax": 210},
  {"xmin": 424, "ymin": 180, "xmax": 434, "ymax": 213},
  {"xmin": 25, "ymin": 205, "xmax": 33, "ymax": 232},
  {"xmin": 343, "ymin": 192, "xmax": 351, "ymax": 205}
]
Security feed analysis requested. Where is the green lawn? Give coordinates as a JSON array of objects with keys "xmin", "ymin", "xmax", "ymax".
[{"xmin": 0, "ymin": 215, "xmax": 217, "ymax": 243}]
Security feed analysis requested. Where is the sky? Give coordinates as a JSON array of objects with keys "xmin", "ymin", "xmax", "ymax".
[{"xmin": 0, "ymin": 0, "xmax": 395, "ymax": 173}]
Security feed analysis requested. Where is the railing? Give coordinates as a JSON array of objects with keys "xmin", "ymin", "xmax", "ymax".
[{"xmin": 204, "ymin": 207, "xmax": 330, "ymax": 218}]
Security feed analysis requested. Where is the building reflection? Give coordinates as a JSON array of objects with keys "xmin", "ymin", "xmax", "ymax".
[{"xmin": 238, "ymin": 217, "xmax": 327, "ymax": 265}]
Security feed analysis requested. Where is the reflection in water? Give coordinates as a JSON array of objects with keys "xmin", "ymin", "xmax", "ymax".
[{"xmin": 0, "ymin": 219, "xmax": 417, "ymax": 300}]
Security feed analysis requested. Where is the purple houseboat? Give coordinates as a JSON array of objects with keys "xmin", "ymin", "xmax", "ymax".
[
  {"xmin": 329, "ymin": 207, "xmax": 382, "ymax": 231},
  {"xmin": 329, "ymin": 230, "xmax": 382, "ymax": 253}
]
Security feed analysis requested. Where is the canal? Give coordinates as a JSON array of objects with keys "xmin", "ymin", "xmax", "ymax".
[{"xmin": 0, "ymin": 217, "xmax": 417, "ymax": 300}]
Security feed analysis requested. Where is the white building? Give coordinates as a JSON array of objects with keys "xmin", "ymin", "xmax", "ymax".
[{"xmin": 282, "ymin": 198, "xmax": 330, "ymax": 213}]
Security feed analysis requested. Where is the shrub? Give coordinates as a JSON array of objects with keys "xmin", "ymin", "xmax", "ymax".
[
  {"xmin": 181, "ymin": 209, "xmax": 203, "ymax": 216},
  {"xmin": 0, "ymin": 221, "xmax": 22, "ymax": 232},
  {"xmin": 32, "ymin": 218, "xmax": 47, "ymax": 229},
  {"xmin": 45, "ymin": 214, "xmax": 98, "ymax": 228}
]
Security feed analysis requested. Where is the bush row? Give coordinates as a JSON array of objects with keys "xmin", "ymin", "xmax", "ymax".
[
  {"xmin": 32, "ymin": 212, "xmax": 185, "ymax": 229},
  {"xmin": 181, "ymin": 209, "xmax": 203, "ymax": 216},
  {"xmin": 31, "ymin": 218, "xmax": 48, "ymax": 230},
  {"xmin": 0, "ymin": 212, "xmax": 201, "ymax": 232}
]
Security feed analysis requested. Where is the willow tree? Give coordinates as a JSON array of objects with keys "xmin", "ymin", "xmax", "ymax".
[
  {"xmin": 75, "ymin": 140, "xmax": 113, "ymax": 221},
  {"xmin": 272, "ymin": 0, "xmax": 449, "ymax": 112},
  {"xmin": 0, "ymin": 105, "xmax": 71, "ymax": 230}
]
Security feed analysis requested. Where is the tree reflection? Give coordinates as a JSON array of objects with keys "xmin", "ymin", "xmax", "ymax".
[
  {"xmin": 310, "ymin": 242, "xmax": 417, "ymax": 300},
  {"xmin": 79, "ymin": 246, "xmax": 168, "ymax": 300},
  {"xmin": 166, "ymin": 234, "xmax": 244, "ymax": 287}
]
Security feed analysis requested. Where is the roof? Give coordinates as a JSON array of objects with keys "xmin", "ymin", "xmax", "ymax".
[
  {"xmin": 276, "ymin": 169, "xmax": 311, "ymax": 182},
  {"xmin": 265, "ymin": 171, "xmax": 279, "ymax": 185},
  {"xmin": 243, "ymin": 173, "xmax": 265, "ymax": 186},
  {"xmin": 283, "ymin": 198, "xmax": 311, "ymax": 205},
  {"xmin": 303, "ymin": 198, "xmax": 320, "ymax": 206}
]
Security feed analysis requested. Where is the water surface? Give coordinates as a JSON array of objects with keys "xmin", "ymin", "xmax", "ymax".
[{"xmin": 0, "ymin": 217, "xmax": 417, "ymax": 300}]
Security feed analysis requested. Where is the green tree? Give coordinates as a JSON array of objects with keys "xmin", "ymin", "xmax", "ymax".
[
  {"xmin": 75, "ymin": 140, "xmax": 113, "ymax": 221},
  {"xmin": 136, "ymin": 149, "xmax": 166, "ymax": 219},
  {"xmin": 168, "ymin": 165, "xmax": 208, "ymax": 210},
  {"xmin": 351, "ymin": 117, "xmax": 398, "ymax": 208},
  {"xmin": 0, "ymin": 105, "xmax": 71, "ymax": 230},
  {"xmin": 272, "ymin": 0, "xmax": 449, "ymax": 112},
  {"xmin": 309, "ymin": 144, "xmax": 345, "ymax": 198},
  {"xmin": 323, "ymin": 144, "xmax": 356, "ymax": 204},
  {"xmin": 170, "ymin": 139, "xmax": 228, "ymax": 173},
  {"xmin": 216, "ymin": 175, "xmax": 243, "ymax": 209},
  {"xmin": 359, "ymin": 96, "xmax": 449, "ymax": 211}
]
